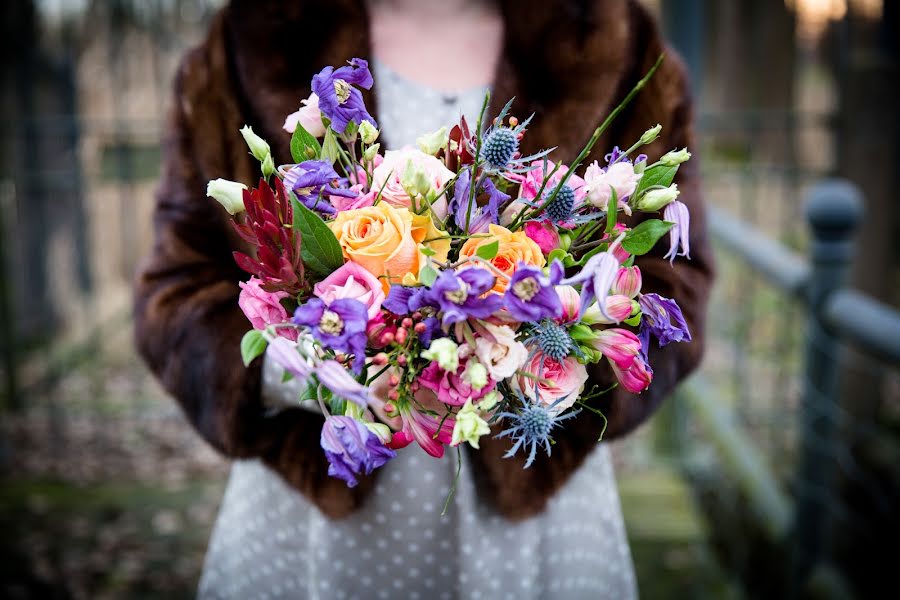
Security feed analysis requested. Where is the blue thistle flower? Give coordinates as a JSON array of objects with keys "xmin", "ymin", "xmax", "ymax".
[
  {"xmin": 482, "ymin": 127, "xmax": 519, "ymax": 170},
  {"xmin": 534, "ymin": 320, "xmax": 572, "ymax": 361},
  {"xmin": 544, "ymin": 184, "xmax": 576, "ymax": 222},
  {"xmin": 497, "ymin": 397, "xmax": 580, "ymax": 467}
]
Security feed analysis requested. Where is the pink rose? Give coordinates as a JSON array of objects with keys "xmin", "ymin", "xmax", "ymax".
[
  {"xmin": 584, "ymin": 160, "xmax": 642, "ymax": 212},
  {"xmin": 313, "ymin": 261, "xmax": 385, "ymax": 320},
  {"xmin": 370, "ymin": 148, "xmax": 454, "ymax": 219},
  {"xmin": 523, "ymin": 220, "xmax": 560, "ymax": 255},
  {"xmin": 283, "ymin": 93, "xmax": 326, "ymax": 138},
  {"xmin": 330, "ymin": 184, "xmax": 376, "ymax": 212},
  {"xmin": 514, "ymin": 351, "xmax": 588, "ymax": 413},
  {"xmin": 238, "ymin": 277, "xmax": 297, "ymax": 340}
]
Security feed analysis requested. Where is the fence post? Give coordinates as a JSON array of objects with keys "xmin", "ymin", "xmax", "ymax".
[{"xmin": 791, "ymin": 180, "xmax": 862, "ymax": 595}]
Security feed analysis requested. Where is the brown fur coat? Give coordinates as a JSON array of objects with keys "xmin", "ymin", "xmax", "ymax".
[{"xmin": 134, "ymin": 0, "xmax": 714, "ymax": 520}]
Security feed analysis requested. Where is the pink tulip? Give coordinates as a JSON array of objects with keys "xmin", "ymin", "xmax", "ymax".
[
  {"xmin": 611, "ymin": 266, "xmax": 642, "ymax": 298},
  {"xmin": 523, "ymin": 219, "xmax": 560, "ymax": 255}
]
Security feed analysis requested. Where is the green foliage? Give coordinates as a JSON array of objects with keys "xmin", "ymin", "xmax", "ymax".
[
  {"xmin": 622, "ymin": 219, "xmax": 674, "ymax": 255},
  {"xmin": 290, "ymin": 123, "xmax": 321, "ymax": 163},
  {"xmin": 291, "ymin": 194, "xmax": 345, "ymax": 277},
  {"xmin": 240, "ymin": 330, "xmax": 267, "ymax": 366}
]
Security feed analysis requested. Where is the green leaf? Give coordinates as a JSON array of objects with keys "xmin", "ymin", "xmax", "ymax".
[
  {"xmin": 281, "ymin": 369, "xmax": 295, "ymax": 383},
  {"xmin": 290, "ymin": 123, "xmax": 321, "ymax": 163},
  {"xmin": 621, "ymin": 219, "xmax": 674, "ymax": 256},
  {"xmin": 475, "ymin": 240, "xmax": 500, "ymax": 261},
  {"xmin": 291, "ymin": 194, "xmax": 345, "ymax": 277},
  {"xmin": 605, "ymin": 188, "xmax": 618, "ymax": 234},
  {"xmin": 419, "ymin": 264, "xmax": 438, "ymax": 287},
  {"xmin": 320, "ymin": 129, "xmax": 342, "ymax": 166},
  {"xmin": 419, "ymin": 245, "xmax": 437, "ymax": 257},
  {"xmin": 240, "ymin": 330, "xmax": 268, "ymax": 367},
  {"xmin": 547, "ymin": 248, "xmax": 568, "ymax": 264},
  {"xmin": 624, "ymin": 313, "xmax": 642, "ymax": 327},
  {"xmin": 634, "ymin": 163, "xmax": 679, "ymax": 197}
]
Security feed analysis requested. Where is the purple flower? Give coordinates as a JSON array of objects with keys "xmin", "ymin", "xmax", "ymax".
[
  {"xmin": 505, "ymin": 261, "xmax": 564, "ymax": 322},
  {"xmin": 316, "ymin": 360, "xmax": 370, "ymax": 408},
  {"xmin": 293, "ymin": 298, "xmax": 368, "ymax": 373},
  {"xmin": 638, "ymin": 293, "xmax": 691, "ymax": 358},
  {"xmin": 311, "ymin": 58, "xmax": 376, "ymax": 134},
  {"xmin": 320, "ymin": 415, "xmax": 396, "ymax": 487},
  {"xmin": 426, "ymin": 269, "xmax": 503, "ymax": 326},
  {"xmin": 383, "ymin": 285, "xmax": 443, "ymax": 346},
  {"xmin": 560, "ymin": 252, "xmax": 620, "ymax": 320},
  {"xmin": 450, "ymin": 168, "xmax": 508, "ymax": 234},
  {"xmin": 663, "ymin": 200, "xmax": 691, "ymax": 263},
  {"xmin": 282, "ymin": 160, "xmax": 356, "ymax": 215},
  {"xmin": 265, "ymin": 336, "xmax": 313, "ymax": 382}
]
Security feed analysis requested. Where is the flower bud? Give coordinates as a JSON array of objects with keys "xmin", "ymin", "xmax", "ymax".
[
  {"xmin": 240, "ymin": 125, "xmax": 271, "ymax": 162},
  {"xmin": 640, "ymin": 123, "xmax": 662, "ymax": 144},
  {"xmin": 633, "ymin": 184, "xmax": 680, "ymax": 212},
  {"xmin": 366, "ymin": 422, "xmax": 393, "ymax": 444},
  {"xmin": 477, "ymin": 391, "xmax": 500, "ymax": 411},
  {"xmin": 359, "ymin": 120, "xmax": 380, "ymax": 144},
  {"xmin": 463, "ymin": 359, "xmax": 489, "ymax": 392},
  {"xmin": 416, "ymin": 126, "xmax": 449, "ymax": 155},
  {"xmin": 611, "ymin": 266, "xmax": 642, "ymax": 298},
  {"xmin": 363, "ymin": 143, "xmax": 381, "ymax": 162},
  {"xmin": 261, "ymin": 152, "xmax": 275, "ymax": 178},
  {"xmin": 421, "ymin": 338, "xmax": 459, "ymax": 372},
  {"xmin": 206, "ymin": 178, "xmax": 248, "ymax": 215},
  {"xmin": 451, "ymin": 399, "xmax": 491, "ymax": 449},
  {"xmin": 659, "ymin": 148, "xmax": 692, "ymax": 166}
]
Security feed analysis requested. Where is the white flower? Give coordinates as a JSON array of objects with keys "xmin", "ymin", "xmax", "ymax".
[
  {"xmin": 584, "ymin": 161, "xmax": 642, "ymax": 212},
  {"xmin": 660, "ymin": 148, "xmax": 692, "ymax": 166},
  {"xmin": 640, "ymin": 123, "xmax": 662, "ymax": 144},
  {"xmin": 359, "ymin": 120, "xmax": 380, "ymax": 144},
  {"xmin": 283, "ymin": 93, "xmax": 326, "ymax": 138},
  {"xmin": 416, "ymin": 126, "xmax": 449, "ymax": 155},
  {"xmin": 421, "ymin": 338, "xmax": 459, "ymax": 372},
  {"xmin": 633, "ymin": 184, "xmax": 680, "ymax": 212},
  {"xmin": 451, "ymin": 400, "xmax": 491, "ymax": 449},
  {"xmin": 240, "ymin": 125, "xmax": 271, "ymax": 162},
  {"xmin": 474, "ymin": 323, "xmax": 528, "ymax": 381},
  {"xmin": 206, "ymin": 178, "xmax": 247, "ymax": 215}
]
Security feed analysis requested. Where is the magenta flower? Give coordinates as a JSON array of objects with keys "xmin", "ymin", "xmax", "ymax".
[
  {"xmin": 591, "ymin": 328, "xmax": 653, "ymax": 393},
  {"xmin": 321, "ymin": 415, "xmax": 396, "ymax": 487},
  {"xmin": 663, "ymin": 200, "xmax": 691, "ymax": 263},
  {"xmin": 611, "ymin": 266, "xmax": 642, "ymax": 298},
  {"xmin": 504, "ymin": 261, "xmax": 564, "ymax": 322},
  {"xmin": 311, "ymin": 58, "xmax": 376, "ymax": 134},
  {"xmin": 396, "ymin": 403, "xmax": 455, "ymax": 458},
  {"xmin": 523, "ymin": 220, "xmax": 561, "ymax": 255},
  {"xmin": 419, "ymin": 359, "xmax": 496, "ymax": 407},
  {"xmin": 238, "ymin": 277, "xmax": 297, "ymax": 340},
  {"xmin": 293, "ymin": 298, "xmax": 368, "ymax": 373},
  {"xmin": 313, "ymin": 261, "xmax": 385, "ymax": 320}
]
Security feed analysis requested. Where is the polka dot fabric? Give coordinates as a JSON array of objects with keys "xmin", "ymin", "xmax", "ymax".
[{"xmin": 198, "ymin": 62, "xmax": 638, "ymax": 599}]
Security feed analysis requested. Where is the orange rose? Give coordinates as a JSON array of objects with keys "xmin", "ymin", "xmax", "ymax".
[
  {"xmin": 330, "ymin": 204, "xmax": 449, "ymax": 293},
  {"xmin": 458, "ymin": 224, "xmax": 546, "ymax": 293}
]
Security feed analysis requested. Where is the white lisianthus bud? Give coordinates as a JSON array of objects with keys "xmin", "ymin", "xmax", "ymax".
[
  {"xmin": 261, "ymin": 153, "xmax": 275, "ymax": 178},
  {"xmin": 359, "ymin": 120, "xmax": 380, "ymax": 145},
  {"xmin": 476, "ymin": 391, "xmax": 500, "ymax": 412},
  {"xmin": 463, "ymin": 359, "xmax": 489, "ymax": 392},
  {"xmin": 640, "ymin": 123, "xmax": 662, "ymax": 144},
  {"xmin": 660, "ymin": 148, "xmax": 692, "ymax": 166},
  {"xmin": 633, "ymin": 184, "xmax": 680, "ymax": 212},
  {"xmin": 240, "ymin": 125, "xmax": 271, "ymax": 162},
  {"xmin": 206, "ymin": 178, "xmax": 248, "ymax": 215},
  {"xmin": 416, "ymin": 126, "xmax": 449, "ymax": 155},
  {"xmin": 421, "ymin": 338, "xmax": 459, "ymax": 372},
  {"xmin": 363, "ymin": 142, "xmax": 381, "ymax": 162},
  {"xmin": 451, "ymin": 399, "xmax": 491, "ymax": 449}
]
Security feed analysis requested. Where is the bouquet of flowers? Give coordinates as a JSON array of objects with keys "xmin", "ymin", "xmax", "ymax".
[{"xmin": 206, "ymin": 56, "xmax": 693, "ymax": 490}]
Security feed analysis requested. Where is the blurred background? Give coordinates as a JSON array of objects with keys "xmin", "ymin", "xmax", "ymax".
[{"xmin": 0, "ymin": 0, "xmax": 898, "ymax": 598}]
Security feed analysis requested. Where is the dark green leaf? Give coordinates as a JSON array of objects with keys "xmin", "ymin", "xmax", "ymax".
[
  {"xmin": 634, "ymin": 163, "xmax": 679, "ymax": 197},
  {"xmin": 290, "ymin": 123, "xmax": 321, "ymax": 163},
  {"xmin": 291, "ymin": 194, "xmax": 345, "ymax": 277},
  {"xmin": 475, "ymin": 240, "xmax": 500, "ymax": 261},
  {"xmin": 240, "ymin": 330, "xmax": 268, "ymax": 367},
  {"xmin": 621, "ymin": 219, "xmax": 674, "ymax": 256}
]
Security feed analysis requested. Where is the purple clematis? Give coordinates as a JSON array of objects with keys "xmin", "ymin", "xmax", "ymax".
[
  {"xmin": 320, "ymin": 415, "xmax": 396, "ymax": 487},
  {"xmin": 282, "ymin": 160, "xmax": 356, "ymax": 215},
  {"xmin": 383, "ymin": 285, "xmax": 443, "ymax": 345},
  {"xmin": 504, "ymin": 261, "xmax": 564, "ymax": 322},
  {"xmin": 449, "ymin": 167, "xmax": 508, "ymax": 234},
  {"xmin": 663, "ymin": 200, "xmax": 691, "ymax": 263},
  {"xmin": 293, "ymin": 298, "xmax": 368, "ymax": 373},
  {"xmin": 425, "ymin": 268, "xmax": 503, "ymax": 326},
  {"xmin": 638, "ymin": 293, "xmax": 691, "ymax": 359},
  {"xmin": 560, "ymin": 252, "xmax": 620, "ymax": 321},
  {"xmin": 311, "ymin": 58, "xmax": 377, "ymax": 134}
]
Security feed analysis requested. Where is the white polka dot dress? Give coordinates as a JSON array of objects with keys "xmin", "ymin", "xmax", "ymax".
[{"xmin": 197, "ymin": 60, "xmax": 638, "ymax": 599}]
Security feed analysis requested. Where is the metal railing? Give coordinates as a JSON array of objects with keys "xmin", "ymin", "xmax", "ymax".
[{"xmin": 679, "ymin": 179, "xmax": 900, "ymax": 598}]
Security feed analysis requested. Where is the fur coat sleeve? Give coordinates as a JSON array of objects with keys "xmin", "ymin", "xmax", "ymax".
[{"xmin": 133, "ymin": 0, "xmax": 714, "ymax": 521}]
